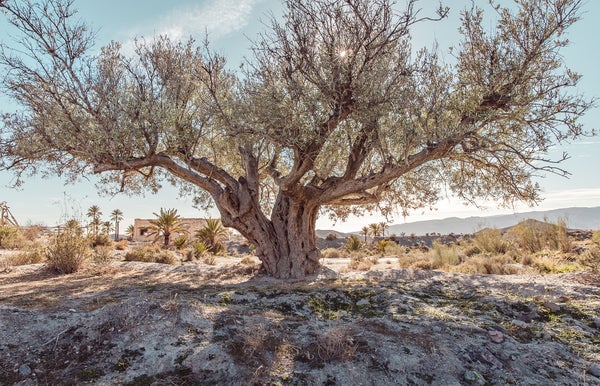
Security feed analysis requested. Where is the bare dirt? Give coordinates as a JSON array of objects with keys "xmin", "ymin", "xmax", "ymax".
[{"xmin": 1, "ymin": 255, "xmax": 599, "ymax": 385}]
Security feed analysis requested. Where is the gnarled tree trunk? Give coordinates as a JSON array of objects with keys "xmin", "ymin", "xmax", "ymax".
[{"xmin": 219, "ymin": 185, "xmax": 321, "ymax": 279}]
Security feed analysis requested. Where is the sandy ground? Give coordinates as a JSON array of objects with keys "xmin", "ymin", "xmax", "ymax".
[{"xmin": 1, "ymin": 254, "xmax": 599, "ymax": 385}]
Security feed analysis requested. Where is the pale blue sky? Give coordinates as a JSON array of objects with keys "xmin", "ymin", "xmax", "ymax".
[{"xmin": 0, "ymin": 0, "xmax": 598, "ymax": 231}]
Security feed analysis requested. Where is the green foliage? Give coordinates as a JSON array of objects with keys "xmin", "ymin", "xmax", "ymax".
[
  {"xmin": 375, "ymin": 239, "xmax": 392, "ymax": 255},
  {"xmin": 124, "ymin": 246, "xmax": 178, "ymax": 265},
  {"xmin": 195, "ymin": 219, "xmax": 227, "ymax": 254},
  {"xmin": 0, "ymin": 225, "xmax": 27, "ymax": 249},
  {"xmin": 173, "ymin": 235, "xmax": 189, "ymax": 250},
  {"xmin": 149, "ymin": 208, "xmax": 187, "ymax": 247},
  {"xmin": 191, "ymin": 240, "xmax": 209, "ymax": 258},
  {"xmin": 345, "ymin": 235, "xmax": 362, "ymax": 251},
  {"xmin": 46, "ymin": 226, "xmax": 91, "ymax": 273}
]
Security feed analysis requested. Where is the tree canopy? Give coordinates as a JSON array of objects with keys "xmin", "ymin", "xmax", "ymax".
[{"xmin": 0, "ymin": 0, "xmax": 593, "ymax": 278}]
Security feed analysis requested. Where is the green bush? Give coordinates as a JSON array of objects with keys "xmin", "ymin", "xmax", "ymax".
[
  {"xmin": 46, "ymin": 228, "xmax": 91, "ymax": 273},
  {"xmin": 173, "ymin": 235, "xmax": 189, "ymax": 250},
  {"xmin": 191, "ymin": 240, "xmax": 209, "ymax": 259},
  {"xmin": 345, "ymin": 235, "xmax": 362, "ymax": 252},
  {"xmin": 124, "ymin": 246, "xmax": 178, "ymax": 265}
]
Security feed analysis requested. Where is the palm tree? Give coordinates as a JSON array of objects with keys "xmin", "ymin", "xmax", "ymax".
[
  {"xmin": 111, "ymin": 209, "xmax": 124, "ymax": 241},
  {"xmin": 369, "ymin": 223, "xmax": 382, "ymax": 239},
  {"xmin": 86, "ymin": 205, "xmax": 102, "ymax": 238},
  {"xmin": 360, "ymin": 226, "xmax": 370, "ymax": 243},
  {"xmin": 102, "ymin": 221, "xmax": 112, "ymax": 235},
  {"xmin": 148, "ymin": 208, "xmax": 187, "ymax": 248},
  {"xmin": 379, "ymin": 222, "xmax": 389, "ymax": 238},
  {"xmin": 195, "ymin": 218, "xmax": 228, "ymax": 254},
  {"xmin": 126, "ymin": 224, "xmax": 135, "ymax": 240}
]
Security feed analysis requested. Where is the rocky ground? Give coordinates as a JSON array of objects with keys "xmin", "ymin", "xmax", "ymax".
[{"xmin": 1, "ymin": 256, "xmax": 599, "ymax": 385}]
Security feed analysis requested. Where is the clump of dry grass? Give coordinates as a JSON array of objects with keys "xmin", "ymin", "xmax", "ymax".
[
  {"xmin": 346, "ymin": 255, "xmax": 373, "ymax": 271},
  {"xmin": 315, "ymin": 325, "xmax": 357, "ymax": 362},
  {"xmin": 114, "ymin": 239, "xmax": 128, "ymax": 251},
  {"xmin": 473, "ymin": 228, "xmax": 510, "ymax": 255},
  {"xmin": 7, "ymin": 244, "xmax": 45, "ymax": 266},
  {"xmin": 239, "ymin": 256, "xmax": 257, "ymax": 266},
  {"xmin": 93, "ymin": 245, "xmax": 114, "ymax": 264},
  {"xmin": 0, "ymin": 225, "xmax": 27, "ymax": 249},
  {"xmin": 430, "ymin": 240, "xmax": 459, "ymax": 269},
  {"xmin": 509, "ymin": 218, "xmax": 571, "ymax": 253},
  {"xmin": 450, "ymin": 255, "xmax": 521, "ymax": 275},
  {"xmin": 321, "ymin": 248, "xmax": 343, "ymax": 259}
]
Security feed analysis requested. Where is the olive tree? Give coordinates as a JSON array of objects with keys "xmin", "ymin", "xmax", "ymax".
[{"xmin": 0, "ymin": 0, "xmax": 592, "ymax": 278}]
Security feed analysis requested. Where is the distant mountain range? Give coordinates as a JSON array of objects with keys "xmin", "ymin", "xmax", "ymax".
[{"xmin": 316, "ymin": 206, "xmax": 600, "ymax": 238}]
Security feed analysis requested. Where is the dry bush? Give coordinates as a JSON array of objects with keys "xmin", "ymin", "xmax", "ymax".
[
  {"xmin": 21, "ymin": 225, "xmax": 44, "ymax": 241},
  {"xmin": 375, "ymin": 239, "xmax": 392, "ymax": 255},
  {"xmin": 347, "ymin": 255, "xmax": 373, "ymax": 271},
  {"xmin": 510, "ymin": 219, "xmax": 571, "ymax": 253},
  {"xmin": 473, "ymin": 228, "xmax": 511, "ymax": 255},
  {"xmin": 592, "ymin": 230, "xmax": 600, "ymax": 246},
  {"xmin": 578, "ymin": 247, "xmax": 600, "ymax": 271},
  {"xmin": 203, "ymin": 254, "xmax": 217, "ymax": 265},
  {"xmin": 321, "ymin": 248, "xmax": 342, "ymax": 259},
  {"xmin": 0, "ymin": 225, "xmax": 27, "ymax": 249},
  {"xmin": 93, "ymin": 245, "xmax": 114, "ymax": 263},
  {"xmin": 7, "ymin": 244, "xmax": 45, "ymax": 266},
  {"xmin": 531, "ymin": 254, "xmax": 583, "ymax": 274},
  {"xmin": 315, "ymin": 325, "xmax": 357, "ymax": 362},
  {"xmin": 451, "ymin": 255, "xmax": 521, "ymax": 275},
  {"xmin": 46, "ymin": 228, "xmax": 91, "ymax": 273},
  {"xmin": 239, "ymin": 256, "xmax": 257, "ymax": 265},
  {"xmin": 155, "ymin": 250, "xmax": 178, "ymax": 265},
  {"xmin": 114, "ymin": 239, "xmax": 128, "ymax": 250},
  {"xmin": 431, "ymin": 240, "xmax": 459, "ymax": 269},
  {"xmin": 90, "ymin": 234, "xmax": 113, "ymax": 248},
  {"xmin": 383, "ymin": 242, "xmax": 407, "ymax": 256},
  {"xmin": 409, "ymin": 259, "xmax": 434, "ymax": 270}
]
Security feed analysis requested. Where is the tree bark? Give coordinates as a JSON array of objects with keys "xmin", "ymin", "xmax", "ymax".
[{"xmin": 218, "ymin": 185, "xmax": 321, "ymax": 279}]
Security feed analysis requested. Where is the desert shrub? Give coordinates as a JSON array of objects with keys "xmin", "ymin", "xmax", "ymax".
[
  {"xmin": 203, "ymin": 254, "xmax": 217, "ymax": 265},
  {"xmin": 578, "ymin": 246, "xmax": 600, "ymax": 271},
  {"xmin": 592, "ymin": 230, "xmax": 600, "ymax": 246},
  {"xmin": 46, "ymin": 228, "xmax": 91, "ymax": 273},
  {"xmin": 155, "ymin": 250, "xmax": 177, "ymax": 265},
  {"xmin": 114, "ymin": 239, "xmax": 128, "ymax": 250},
  {"xmin": 474, "ymin": 228, "xmax": 510, "ymax": 255},
  {"xmin": 347, "ymin": 255, "xmax": 373, "ymax": 271},
  {"xmin": 239, "ymin": 256, "xmax": 257, "ymax": 265},
  {"xmin": 519, "ymin": 254, "xmax": 534, "ymax": 266},
  {"xmin": 464, "ymin": 245, "xmax": 482, "ymax": 257},
  {"xmin": 531, "ymin": 254, "xmax": 582, "ymax": 274},
  {"xmin": 315, "ymin": 326, "xmax": 357, "ymax": 362},
  {"xmin": 325, "ymin": 233, "xmax": 337, "ymax": 241},
  {"xmin": 90, "ymin": 233, "xmax": 113, "ymax": 248},
  {"xmin": 375, "ymin": 239, "xmax": 392, "ymax": 255},
  {"xmin": 192, "ymin": 240, "xmax": 209, "ymax": 259},
  {"xmin": 0, "ymin": 225, "xmax": 27, "ymax": 249},
  {"xmin": 409, "ymin": 259, "xmax": 433, "ymax": 270},
  {"xmin": 124, "ymin": 246, "xmax": 177, "ymax": 264},
  {"xmin": 8, "ymin": 244, "xmax": 45, "ymax": 266},
  {"xmin": 430, "ymin": 240, "xmax": 459, "ymax": 268},
  {"xmin": 321, "ymin": 248, "xmax": 342, "ymax": 259},
  {"xmin": 173, "ymin": 235, "xmax": 189, "ymax": 250},
  {"xmin": 21, "ymin": 225, "xmax": 44, "ymax": 241},
  {"xmin": 510, "ymin": 218, "xmax": 571, "ymax": 253},
  {"xmin": 451, "ymin": 255, "xmax": 521, "ymax": 275},
  {"xmin": 382, "ymin": 242, "xmax": 406, "ymax": 256},
  {"xmin": 93, "ymin": 245, "xmax": 114, "ymax": 263},
  {"xmin": 345, "ymin": 235, "xmax": 362, "ymax": 251}
]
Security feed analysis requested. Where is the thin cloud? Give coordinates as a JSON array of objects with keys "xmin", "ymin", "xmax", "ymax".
[{"xmin": 127, "ymin": 0, "xmax": 259, "ymax": 41}]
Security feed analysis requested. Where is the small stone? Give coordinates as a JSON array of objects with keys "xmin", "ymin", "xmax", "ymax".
[
  {"xmin": 18, "ymin": 364, "xmax": 32, "ymax": 377},
  {"xmin": 542, "ymin": 301, "xmax": 561, "ymax": 313},
  {"xmin": 68, "ymin": 308, "xmax": 76, "ymax": 313},
  {"xmin": 463, "ymin": 370, "xmax": 485, "ymax": 385},
  {"xmin": 488, "ymin": 330, "xmax": 504, "ymax": 344},
  {"xmin": 589, "ymin": 364, "xmax": 600, "ymax": 378},
  {"xmin": 511, "ymin": 319, "xmax": 528, "ymax": 328},
  {"xmin": 356, "ymin": 298, "xmax": 370, "ymax": 306},
  {"xmin": 593, "ymin": 318, "xmax": 600, "ymax": 329}
]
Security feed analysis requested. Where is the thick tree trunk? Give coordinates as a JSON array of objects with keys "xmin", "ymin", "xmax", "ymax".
[{"xmin": 218, "ymin": 185, "xmax": 321, "ymax": 279}]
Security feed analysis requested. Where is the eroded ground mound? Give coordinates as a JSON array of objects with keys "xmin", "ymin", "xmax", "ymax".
[{"xmin": 1, "ymin": 261, "xmax": 599, "ymax": 385}]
